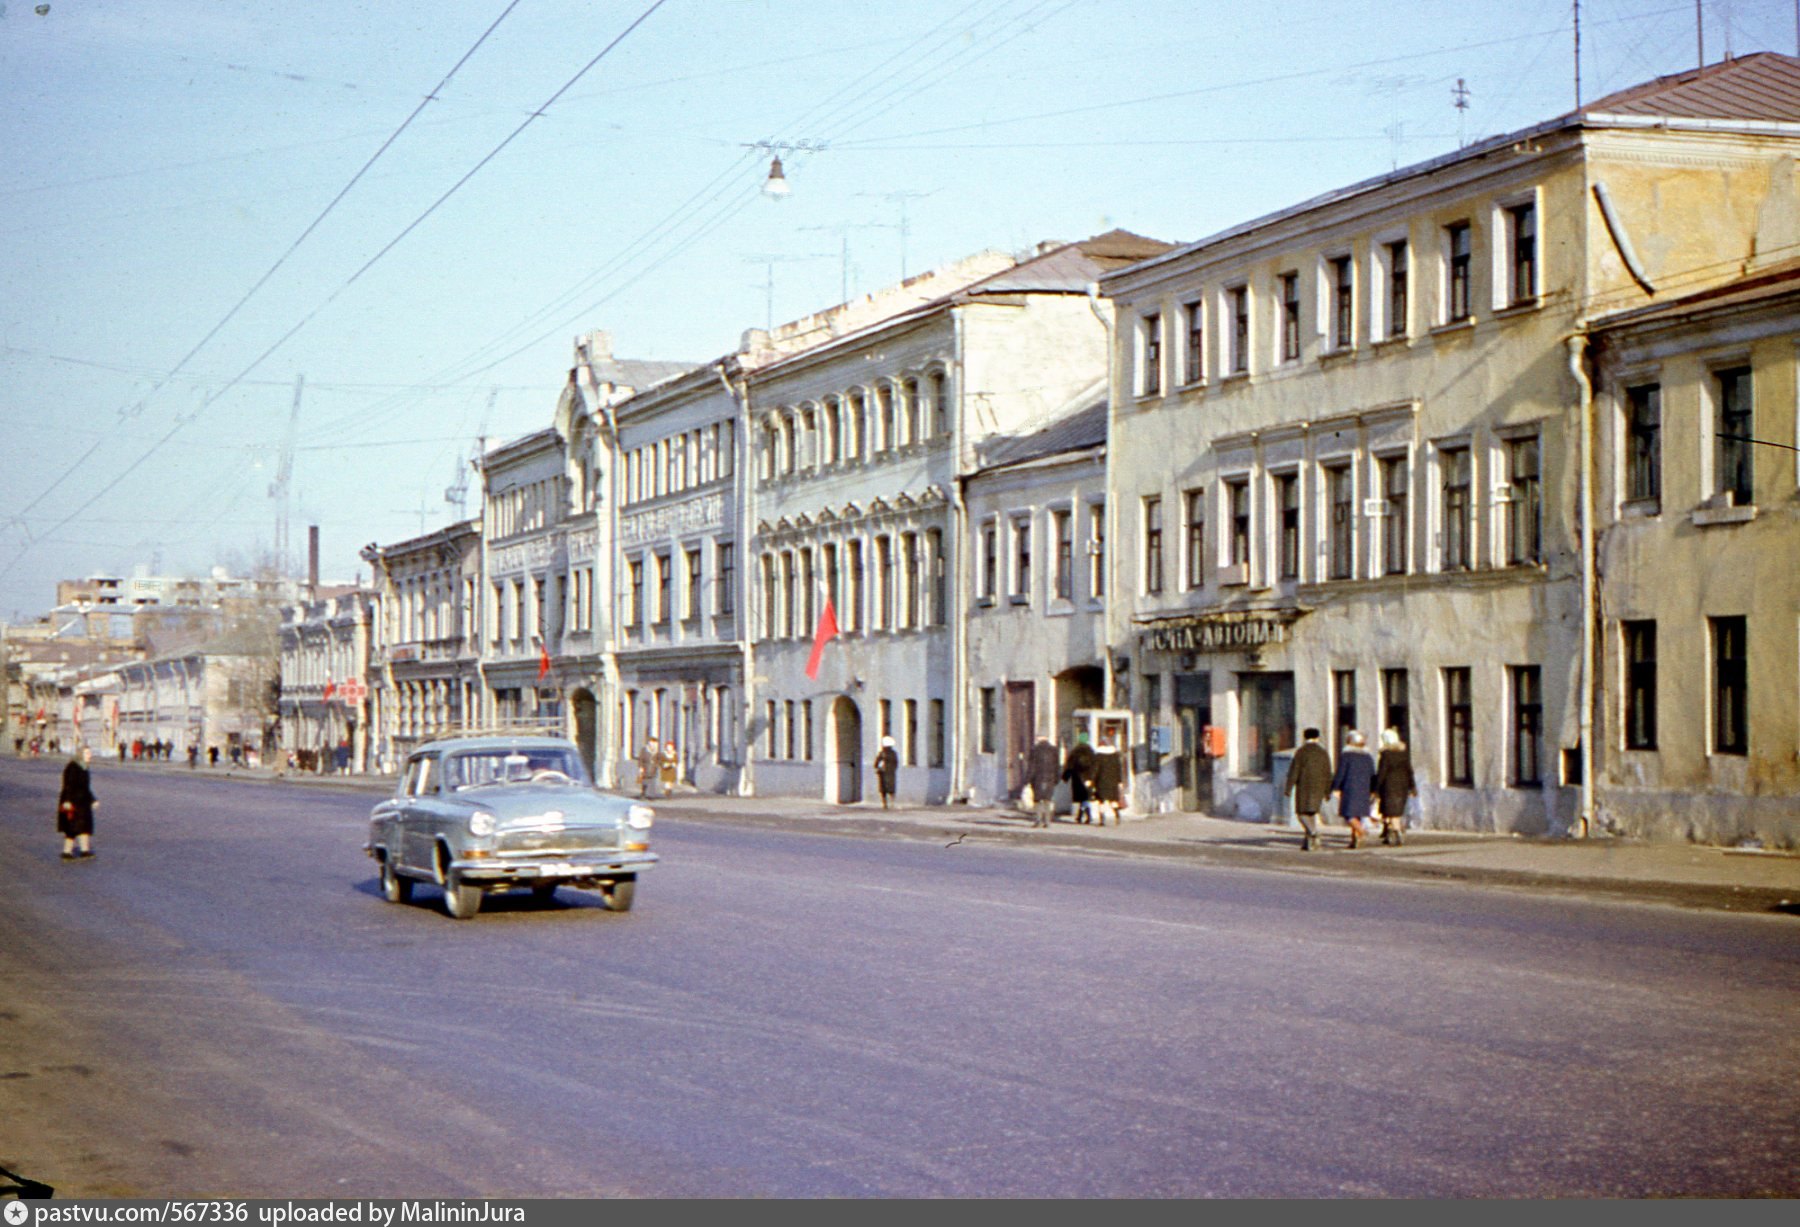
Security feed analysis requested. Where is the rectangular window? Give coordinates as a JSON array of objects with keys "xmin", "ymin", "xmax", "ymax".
[
  {"xmin": 1625, "ymin": 383, "xmax": 1661, "ymax": 507},
  {"xmin": 1279, "ymin": 272, "xmax": 1300, "ymax": 362},
  {"xmin": 981, "ymin": 523, "xmax": 998, "ymax": 602},
  {"xmin": 801, "ymin": 547, "xmax": 816, "ymax": 634},
  {"xmin": 1444, "ymin": 667, "xmax": 1473, "ymax": 786},
  {"xmin": 1054, "ymin": 510, "xmax": 1073, "ymax": 600},
  {"xmin": 1446, "ymin": 221, "xmax": 1472, "ymax": 323},
  {"xmin": 802, "ymin": 700, "xmax": 814, "ymax": 761},
  {"xmin": 1184, "ymin": 488, "xmax": 1207, "ymax": 590},
  {"xmin": 1229, "ymin": 285, "xmax": 1249, "ymax": 374},
  {"xmin": 1440, "ymin": 446, "xmax": 1471, "ymax": 571},
  {"xmin": 932, "ymin": 371, "xmax": 951, "ymax": 437},
  {"xmin": 979, "ymin": 687, "xmax": 997, "ymax": 754},
  {"xmin": 784, "ymin": 699, "xmax": 796, "ymax": 760},
  {"xmin": 1089, "ymin": 502, "xmax": 1106, "ymax": 598},
  {"xmin": 1330, "ymin": 255, "xmax": 1354, "ymax": 351},
  {"xmin": 1508, "ymin": 202, "xmax": 1537, "ymax": 304},
  {"xmin": 1623, "ymin": 620, "xmax": 1657, "ymax": 750},
  {"xmin": 765, "ymin": 700, "xmax": 778, "ymax": 758},
  {"xmin": 655, "ymin": 553, "xmax": 672, "ymax": 626},
  {"xmin": 629, "ymin": 560, "xmax": 645, "ymax": 629},
  {"xmin": 1382, "ymin": 667, "xmax": 1410, "ymax": 746},
  {"xmin": 780, "ymin": 552, "xmax": 795, "ymax": 638},
  {"xmin": 1333, "ymin": 669, "xmax": 1357, "ymax": 750},
  {"xmin": 929, "ymin": 699, "xmax": 946, "ymax": 768},
  {"xmin": 927, "ymin": 529, "xmax": 946, "ymax": 625},
  {"xmin": 759, "ymin": 554, "xmax": 775, "ymax": 639},
  {"xmin": 1506, "ymin": 436, "xmax": 1542, "ymax": 565},
  {"xmin": 1228, "ymin": 480, "xmax": 1251, "ymax": 567},
  {"xmin": 716, "ymin": 541, "xmax": 735, "ymax": 615},
  {"xmin": 685, "ymin": 548, "xmax": 703, "ymax": 620},
  {"xmin": 1716, "ymin": 367, "xmax": 1754, "ymax": 505},
  {"xmin": 902, "ymin": 532, "xmax": 920, "ymax": 628},
  {"xmin": 1711, "ymin": 615, "xmax": 1748, "ymax": 755},
  {"xmin": 1511, "ymin": 665, "xmax": 1542, "ymax": 786},
  {"xmin": 904, "ymin": 699, "xmax": 918, "ymax": 767},
  {"xmin": 1276, "ymin": 473, "xmax": 1299, "ymax": 580},
  {"xmin": 1326, "ymin": 464, "xmax": 1354, "ymax": 579},
  {"xmin": 847, "ymin": 539, "xmax": 864, "ymax": 633},
  {"xmin": 876, "ymin": 535, "xmax": 894, "ymax": 629},
  {"xmin": 1141, "ymin": 312, "xmax": 1162, "ymax": 396},
  {"xmin": 1012, "ymin": 518, "xmax": 1031, "ymax": 603},
  {"xmin": 1381, "ymin": 455, "xmax": 1409, "ymax": 575},
  {"xmin": 1184, "ymin": 300, "xmax": 1205, "ymax": 384},
  {"xmin": 1387, "ymin": 240, "xmax": 1409, "ymax": 338},
  {"xmin": 1143, "ymin": 496, "xmax": 1164, "ymax": 594}
]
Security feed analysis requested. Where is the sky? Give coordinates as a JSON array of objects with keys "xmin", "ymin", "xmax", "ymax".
[{"xmin": 3, "ymin": 0, "xmax": 1796, "ymax": 620}]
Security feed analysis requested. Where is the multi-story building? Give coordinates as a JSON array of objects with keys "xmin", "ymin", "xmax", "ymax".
[
  {"xmin": 960, "ymin": 387, "xmax": 1116, "ymax": 804},
  {"xmin": 1586, "ymin": 260, "xmax": 1800, "ymax": 846},
  {"xmin": 1100, "ymin": 52, "xmax": 1800, "ymax": 833},
  {"xmin": 747, "ymin": 232, "xmax": 1171, "ymax": 804},
  {"xmin": 361, "ymin": 521, "xmax": 480, "ymax": 769},
  {"xmin": 116, "ymin": 621, "xmax": 281, "ymax": 765},
  {"xmin": 277, "ymin": 590, "xmax": 375, "ymax": 771}
]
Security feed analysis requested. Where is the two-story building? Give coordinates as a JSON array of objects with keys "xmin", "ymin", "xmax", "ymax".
[{"xmin": 1101, "ymin": 52, "xmax": 1800, "ymax": 834}]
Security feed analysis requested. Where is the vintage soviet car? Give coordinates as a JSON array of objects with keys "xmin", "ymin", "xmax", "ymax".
[{"xmin": 366, "ymin": 735, "xmax": 657, "ymax": 919}]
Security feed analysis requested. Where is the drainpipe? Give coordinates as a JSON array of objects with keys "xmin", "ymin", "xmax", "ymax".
[
  {"xmin": 948, "ymin": 309, "xmax": 970, "ymax": 803},
  {"xmin": 717, "ymin": 362, "xmax": 756, "ymax": 797},
  {"xmin": 1567, "ymin": 333, "xmax": 1595, "ymax": 840},
  {"xmin": 594, "ymin": 382, "xmax": 624, "ymax": 790},
  {"xmin": 1087, "ymin": 283, "xmax": 1118, "ymax": 718}
]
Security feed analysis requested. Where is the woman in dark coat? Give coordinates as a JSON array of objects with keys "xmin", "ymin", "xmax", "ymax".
[
  {"xmin": 1061, "ymin": 734, "xmax": 1097, "ymax": 823},
  {"xmin": 1090, "ymin": 741, "xmax": 1125, "ymax": 825},
  {"xmin": 1330, "ymin": 730, "xmax": 1377, "ymax": 849},
  {"xmin": 1373, "ymin": 727, "xmax": 1417, "ymax": 846},
  {"xmin": 58, "ymin": 746, "xmax": 98, "ymax": 860},
  {"xmin": 873, "ymin": 736, "xmax": 899, "ymax": 809}
]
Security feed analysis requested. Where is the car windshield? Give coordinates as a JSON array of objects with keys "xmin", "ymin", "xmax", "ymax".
[{"xmin": 445, "ymin": 748, "xmax": 590, "ymax": 790}]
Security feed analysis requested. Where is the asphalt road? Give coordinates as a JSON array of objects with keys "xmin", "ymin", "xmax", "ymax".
[{"xmin": 2, "ymin": 758, "xmax": 1797, "ymax": 1198}]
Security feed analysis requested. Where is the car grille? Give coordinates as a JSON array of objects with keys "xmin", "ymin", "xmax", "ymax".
[{"xmin": 496, "ymin": 824, "xmax": 620, "ymax": 856}]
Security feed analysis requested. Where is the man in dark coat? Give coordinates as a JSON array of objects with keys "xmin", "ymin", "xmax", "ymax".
[
  {"xmin": 1284, "ymin": 727, "xmax": 1333, "ymax": 851},
  {"xmin": 1062, "ymin": 733, "xmax": 1097, "ymax": 824},
  {"xmin": 58, "ymin": 746, "xmax": 98, "ymax": 860},
  {"xmin": 1026, "ymin": 736, "xmax": 1061, "ymax": 827}
]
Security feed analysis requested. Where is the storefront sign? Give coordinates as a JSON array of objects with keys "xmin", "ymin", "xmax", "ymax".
[{"xmin": 1137, "ymin": 611, "xmax": 1299, "ymax": 655}]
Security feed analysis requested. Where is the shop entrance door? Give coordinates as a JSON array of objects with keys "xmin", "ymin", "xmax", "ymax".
[
  {"xmin": 1004, "ymin": 681, "xmax": 1035, "ymax": 799},
  {"xmin": 1175, "ymin": 671, "xmax": 1213, "ymax": 813}
]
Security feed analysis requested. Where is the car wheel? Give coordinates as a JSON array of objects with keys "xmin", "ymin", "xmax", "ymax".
[
  {"xmin": 601, "ymin": 878, "xmax": 635, "ymax": 913},
  {"xmin": 379, "ymin": 856, "xmax": 413, "ymax": 904},
  {"xmin": 442, "ymin": 871, "xmax": 482, "ymax": 920}
]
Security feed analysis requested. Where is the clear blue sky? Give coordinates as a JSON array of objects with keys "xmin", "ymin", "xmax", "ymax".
[{"xmin": 3, "ymin": 0, "xmax": 1793, "ymax": 620}]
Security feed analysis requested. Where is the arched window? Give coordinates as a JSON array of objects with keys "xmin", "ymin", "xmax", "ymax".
[
  {"xmin": 822, "ymin": 398, "xmax": 841, "ymax": 465},
  {"xmin": 903, "ymin": 377, "xmax": 922, "ymax": 444},
  {"xmin": 875, "ymin": 383, "xmax": 894, "ymax": 452},
  {"xmin": 929, "ymin": 370, "xmax": 950, "ymax": 436}
]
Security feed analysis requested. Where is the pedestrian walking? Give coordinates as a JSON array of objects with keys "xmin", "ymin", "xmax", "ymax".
[
  {"xmin": 1090, "ymin": 733, "xmax": 1124, "ymax": 825},
  {"xmin": 1026, "ymin": 736, "xmax": 1061, "ymax": 827},
  {"xmin": 1373, "ymin": 727, "xmax": 1417, "ymax": 846},
  {"xmin": 636, "ymin": 737, "xmax": 659, "ymax": 799},
  {"xmin": 873, "ymin": 736, "xmax": 899, "ymax": 809},
  {"xmin": 1061, "ymin": 732, "xmax": 1096, "ymax": 824},
  {"xmin": 658, "ymin": 738, "xmax": 679, "ymax": 796},
  {"xmin": 57, "ymin": 746, "xmax": 98, "ymax": 861},
  {"xmin": 1331, "ymin": 729, "xmax": 1378, "ymax": 849},
  {"xmin": 1284, "ymin": 727, "xmax": 1334, "ymax": 851}
]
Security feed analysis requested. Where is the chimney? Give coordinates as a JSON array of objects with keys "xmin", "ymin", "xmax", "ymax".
[{"xmin": 308, "ymin": 525, "xmax": 320, "ymax": 599}]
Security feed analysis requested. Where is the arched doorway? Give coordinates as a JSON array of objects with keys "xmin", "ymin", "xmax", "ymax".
[
  {"xmin": 829, "ymin": 696, "xmax": 863, "ymax": 804},
  {"xmin": 1054, "ymin": 665, "xmax": 1105, "ymax": 748},
  {"xmin": 570, "ymin": 688, "xmax": 598, "ymax": 780}
]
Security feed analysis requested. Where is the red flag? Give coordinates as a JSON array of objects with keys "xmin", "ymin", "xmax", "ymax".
[
  {"xmin": 322, "ymin": 677, "xmax": 336, "ymax": 701},
  {"xmin": 537, "ymin": 642, "xmax": 553, "ymax": 680},
  {"xmin": 805, "ymin": 600, "xmax": 839, "ymax": 680}
]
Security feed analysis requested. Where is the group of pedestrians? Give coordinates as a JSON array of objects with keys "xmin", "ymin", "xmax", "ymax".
[
  {"xmin": 635, "ymin": 737, "xmax": 680, "ymax": 800},
  {"xmin": 1285, "ymin": 726, "xmax": 1417, "ymax": 851},
  {"xmin": 1022, "ymin": 730, "xmax": 1124, "ymax": 827}
]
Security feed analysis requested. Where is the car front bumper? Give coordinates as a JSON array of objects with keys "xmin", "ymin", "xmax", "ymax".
[{"xmin": 446, "ymin": 849, "xmax": 659, "ymax": 884}]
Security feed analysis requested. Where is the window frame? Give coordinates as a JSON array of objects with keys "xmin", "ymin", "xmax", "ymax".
[
  {"xmin": 1710, "ymin": 615, "xmax": 1748, "ymax": 756},
  {"xmin": 1279, "ymin": 271, "xmax": 1301, "ymax": 363},
  {"xmin": 1622, "ymin": 620, "xmax": 1657, "ymax": 751},
  {"xmin": 1445, "ymin": 220, "xmax": 1473, "ymax": 324},
  {"xmin": 1444, "ymin": 666, "xmax": 1474, "ymax": 786},
  {"xmin": 1142, "ymin": 495, "xmax": 1164, "ymax": 595},
  {"xmin": 1624, "ymin": 382, "xmax": 1662, "ymax": 509}
]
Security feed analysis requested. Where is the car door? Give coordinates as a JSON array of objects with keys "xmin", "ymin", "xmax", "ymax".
[{"xmin": 398, "ymin": 753, "xmax": 441, "ymax": 870}]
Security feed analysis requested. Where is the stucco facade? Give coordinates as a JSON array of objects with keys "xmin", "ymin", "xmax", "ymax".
[
  {"xmin": 360, "ymin": 522, "xmax": 479, "ymax": 771},
  {"xmin": 1100, "ymin": 55, "xmax": 1800, "ymax": 833}
]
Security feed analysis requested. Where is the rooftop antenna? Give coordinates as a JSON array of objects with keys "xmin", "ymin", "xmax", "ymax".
[
  {"xmin": 1453, "ymin": 78, "xmax": 1471, "ymax": 147},
  {"xmin": 445, "ymin": 388, "xmax": 494, "ymax": 516},
  {"xmin": 1573, "ymin": 0, "xmax": 1582, "ymax": 108},
  {"xmin": 801, "ymin": 221, "xmax": 894, "ymax": 304},
  {"xmin": 743, "ymin": 253, "xmax": 830, "ymax": 330},
  {"xmin": 857, "ymin": 191, "xmax": 935, "ymax": 281},
  {"xmin": 1698, "ymin": 0, "xmax": 1705, "ymax": 66},
  {"xmin": 270, "ymin": 374, "xmax": 303, "ymax": 579}
]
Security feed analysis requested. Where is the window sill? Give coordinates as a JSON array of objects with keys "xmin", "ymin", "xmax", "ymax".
[
  {"xmin": 1692, "ymin": 503, "xmax": 1757, "ymax": 527},
  {"xmin": 1008, "ymin": 595, "xmax": 1031, "ymax": 607},
  {"xmin": 1177, "ymin": 378, "xmax": 1207, "ymax": 394},
  {"xmin": 1493, "ymin": 297, "xmax": 1542, "ymax": 319},
  {"xmin": 976, "ymin": 596, "xmax": 995, "ymax": 609},
  {"xmin": 1318, "ymin": 346, "xmax": 1357, "ymax": 368},
  {"xmin": 1431, "ymin": 318, "xmax": 1476, "ymax": 338},
  {"xmin": 1620, "ymin": 497, "xmax": 1661, "ymax": 520},
  {"xmin": 1372, "ymin": 333, "xmax": 1410, "ymax": 351},
  {"xmin": 1220, "ymin": 371, "xmax": 1250, "ymax": 386}
]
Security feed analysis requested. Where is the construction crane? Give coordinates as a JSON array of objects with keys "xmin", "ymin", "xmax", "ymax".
[{"xmin": 270, "ymin": 374, "xmax": 303, "ymax": 578}]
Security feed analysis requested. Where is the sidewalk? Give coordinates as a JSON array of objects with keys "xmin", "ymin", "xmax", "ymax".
[{"xmin": 67, "ymin": 756, "xmax": 1800, "ymax": 916}]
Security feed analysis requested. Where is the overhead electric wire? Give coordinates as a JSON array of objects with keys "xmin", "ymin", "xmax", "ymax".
[
  {"xmin": 0, "ymin": 0, "xmax": 673, "ymax": 585},
  {"xmin": 3, "ymin": 0, "xmax": 526, "ymax": 530}
]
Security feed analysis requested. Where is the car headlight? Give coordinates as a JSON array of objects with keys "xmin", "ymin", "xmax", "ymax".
[
  {"xmin": 468, "ymin": 810, "xmax": 497, "ymax": 837},
  {"xmin": 627, "ymin": 805, "xmax": 654, "ymax": 831}
]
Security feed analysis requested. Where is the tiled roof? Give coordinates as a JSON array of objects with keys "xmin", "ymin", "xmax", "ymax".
[{"xmin": 1583, "ymin": 52, "xmax": 1800, "ymax": 123}]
